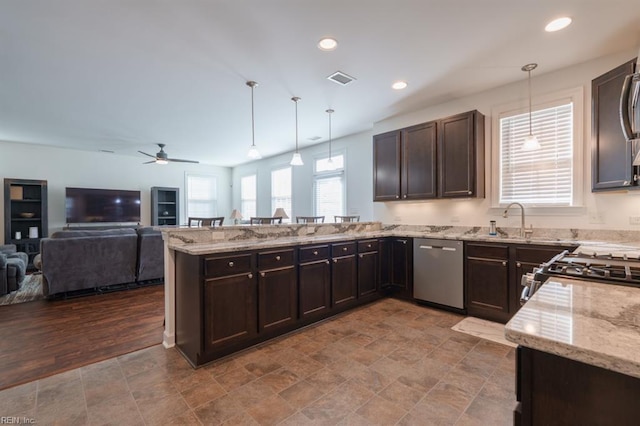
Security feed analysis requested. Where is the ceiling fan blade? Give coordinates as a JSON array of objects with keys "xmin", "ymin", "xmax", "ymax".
[
  {"xmin": 143, "ymin": 160, "xmax": 156, "ymax": 164},
  {"xmin": 167, "ymin": 158, "xmax": 199, "ymax": 164},
  {"xmin": 138, "ymin": 151, "xmax": 156, "ymax": 158}
]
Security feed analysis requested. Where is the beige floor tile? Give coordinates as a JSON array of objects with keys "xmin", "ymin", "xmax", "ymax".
[
  {"xmin": 356, "ymin": 394, "xmax": 407, "ymax": 425},
  {"xmin": 194, "ymin": 394, "xmax": 244, "ymax": 425},
  {"xmin": 279, "ymin": 380, "xmax": 325, "ymax": 409},
  {"xmin": 246, "ymin": 393, "xmax": 295, "ymax": 426},
  {"xmin": 228, "ymin": 379, "xmax": 275, "ymax": 410},
  {"xmin": 306, "ymin": 367, "xmax": 347, "ymax": 392},
  {"xmin": 215, "ymin": 366, "xmax": 257, "ymax": 392},
  {"xmin": 378, "ymin": 380, "xmax": 426, "ymax": 411},
  {"xmin": 181, "ymin": 380, "xmax": 226, "ymax": 409}
]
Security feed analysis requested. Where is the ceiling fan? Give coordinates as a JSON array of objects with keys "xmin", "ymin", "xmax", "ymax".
[{"xmin": 138, "ymin": 143, "xmax": 199, "ymax": 165}]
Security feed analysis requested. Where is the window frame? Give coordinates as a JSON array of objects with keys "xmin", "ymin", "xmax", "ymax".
[
  {"xmin": 312, "ymin": 150, "xmax": 346, "ymax": 219},
  {"xmin": 184, "ymin": 173, "xmax": 219, "ymax": 221},
  {"xmin": 270, "ymin": 165, "xmax": 292, "ymax": 221},
  {"xmin": 490, "ymin": 86, "xmax": 584, "ymax": 212},
  {"xmin": 239, "ymin": 173, "xmax": 257, "ymax": 221}
]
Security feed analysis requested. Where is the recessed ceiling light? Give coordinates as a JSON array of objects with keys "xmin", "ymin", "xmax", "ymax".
[
  {"xmin": 318, "ymin": 37, "xmax": 338, "ymax": 51},
  {"xmin": 545, "ymin": 17, "xmax": 572, "ymax": 32},
  {"xmin": 392, "ymin": 81, "xmax": 408, "ymax": 90}
]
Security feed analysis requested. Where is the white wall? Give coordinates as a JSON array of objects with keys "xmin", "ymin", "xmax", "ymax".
[
  {"xmin": 231, "ymin": 131, "xmax": 373, "ymax": 221},
  {"xmin": 372, "ymin": 48, "xmax": 640, "ymax": 231},
  {"xmin": 0, "ymin": 141, "xmax": 232, "ymax": 241}
]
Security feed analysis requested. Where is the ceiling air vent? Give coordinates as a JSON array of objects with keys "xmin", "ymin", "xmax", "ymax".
[{"xmin": 327, "ymin": 71, "xmax": 356, "ymax": 86}]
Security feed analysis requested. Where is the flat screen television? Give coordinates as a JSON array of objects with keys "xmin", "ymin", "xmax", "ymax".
[{"xmin": 66, "ymin": 187, "xmax": 141, "ymax": 224}]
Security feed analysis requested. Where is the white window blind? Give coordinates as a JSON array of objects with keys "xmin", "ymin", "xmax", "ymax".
[
  {"xmin": 314, "ymin": 154, "xmax": 345, "ymax": 220},
  {"xmin": 240, "ymin": 174, "xmax": 256, "ymax": 219},
  {"xmin": 186, "ymin": 174, "xmax": 217, "ymax": 218},
  {"xmin": 271, "ymin": 167, "xmax": 292, "ymax": 220},
  {"xmin": 500, "ymin": 103, "xmax": 573, "ymax": 206}
]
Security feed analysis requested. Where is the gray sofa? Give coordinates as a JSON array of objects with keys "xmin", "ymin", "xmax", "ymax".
[
  {"xmin": 39, "ymin": 227, "xmax": 163, "ymax": 297},
  {"xmin": 0, "ymin": 244, "xmax": 28, "ymax": 296}
]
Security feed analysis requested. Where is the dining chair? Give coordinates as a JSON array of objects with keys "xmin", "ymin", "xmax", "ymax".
[
  {"xmin": 296, "ymin": 216, "xmax": 325, "ymax": 224},
  {"xmin": 188, "ymin": 217, "xmax": 224, "ymax": 227},
  {"xmin": 334, "ymin": 215, "xmax": 360, "ymax": 223},
  {"xmin": 249, "ymin": 217, "xmax": 283, "ymax": 225}
]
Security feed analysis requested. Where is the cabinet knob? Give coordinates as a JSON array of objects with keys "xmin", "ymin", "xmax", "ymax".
[
  {"xmin": 276, "ymin": 255, "xmax": 281, "ymax": 261},
  {"xmin": 502, "ymin": 261, "xmax": 507, "ymax": 267},
  {"xmin": 516, "ymin": 262, "xmax": 521, "ymax": 267},
  {"xmin": 343, "ymin": 247, "xmax": 348, "ymax": 251},
  {"xmin": 325, "ymin": 260, "xmax": 330, "ymax": 265},
  {"xmin": 395, "ymin": 195, "xmax": 399, "ymax": 199},
  {"xmin": 367, "ymin": 244, "xmax": 372, "ymax": 248},
  {"xmin": 400, "ymin": 240, "xmax": 407, "ymax": 244},
  {"xmin": 333, "ymin": 259, "xmax": 337, "ymax": 263},
  {"xmin": 403, "ymin": 195, "xmax": 407, "ymax": 199},
  {"xmin": 248, "ymin": 273, "xmax": 253, "ymax": 279},
  {"xmin": 313, "ymin": 250, "xmax": 318, "ymax": 255},
  {"xmin": 228, "ymin": 261, "xmax": 234, "ymax": 267},
  {"xmin": 260, "ymin": 272, "xmax": 266, "ymax": 277},
  {"xmin": 359, "ymin": 254, "xmax": 363, "ymax": 258},
  {"xmin": 468, "ymin": 191, "xmax": 472, "ymax": 195}
]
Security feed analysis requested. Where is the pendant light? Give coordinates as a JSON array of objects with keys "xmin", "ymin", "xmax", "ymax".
[
  {"xmin": 290, "ymin": 96, "xmax": 303, "ymax": 166},
  {"xmin": 325, "ymin": 108, "xmax": 336, "ymax": 170},
  {"xmin": 246, "ymin": 81, "xmax": 262, "ymax": 159},
  {"xmin": 521, "ymin": 63, "xmax": 541, "ymax": 151}
]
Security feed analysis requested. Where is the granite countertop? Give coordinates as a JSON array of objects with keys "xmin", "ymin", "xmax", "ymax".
[{"xmin": 505, "ymin": 277, "xmax": 640, "ymax": 379}]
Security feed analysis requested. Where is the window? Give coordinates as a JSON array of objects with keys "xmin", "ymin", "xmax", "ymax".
[
  {"xmin": 186, "ymin": 174, "xmax": 217, "ymax": 218},
  {"xmin": 240, "ymin": 174, "xmax": 257, "ymax": 220},
  {"xmin": 494, "ymin": 87, "xmax": 583, "ymax": 207},
  {"xmin": 271, "ymin": 167, "xmax": 292, "ymax": 221},
  {"xmin": 314, "ymin": 153, "xmax": 345, "ymax": 220}
]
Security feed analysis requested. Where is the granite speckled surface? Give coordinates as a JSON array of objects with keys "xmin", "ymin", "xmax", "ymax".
[
  {"xmin": 505, "ymin": 277, "xmax": 640, "ymax": 378},
  {"xmin": 160, "ymin": 222, "xmax": 640, "ymax": 255}
]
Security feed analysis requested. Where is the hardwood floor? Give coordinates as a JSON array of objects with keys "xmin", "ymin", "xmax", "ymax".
[{"xmin": 0, "ymin": 284, "xmax": 164, "ymax": 391}]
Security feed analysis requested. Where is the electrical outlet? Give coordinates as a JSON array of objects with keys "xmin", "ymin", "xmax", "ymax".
[
  {"xmin": 588, "ymin": 212, "xmax": 604, "ymax": 224},
  {"xmin": 629, "ymin": 217, "xmax": 640, "ymax": 225},
  {"xmin": 450, "ymin": 216, "xmax": 460, "ymax": 223}
]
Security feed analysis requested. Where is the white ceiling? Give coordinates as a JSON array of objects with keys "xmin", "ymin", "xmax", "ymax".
[{"xmin": 1, "ymin": 0, "xmax": 640, "ymax": 167}]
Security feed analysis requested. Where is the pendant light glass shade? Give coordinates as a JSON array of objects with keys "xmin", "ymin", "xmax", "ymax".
[
  {"xmin": 290, "ymin": 96, "xmax": 303, "ymax": 166},
  {"xmin": 521, "ymin": 63, "xmax": 541, "ymax": 151},
  {"xmin": 246, "ymin": 81, "xmax": 262, "ymax": 159},
  {"xmin": 325, "ymin": 108, "xmax": 336, "ymax": 170}
]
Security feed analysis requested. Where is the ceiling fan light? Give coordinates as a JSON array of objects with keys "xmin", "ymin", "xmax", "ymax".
[
  {"xmin": 290, "ymin": 152, "xmax": 304, "ymax": 166},
  {"xmin": 155, "ymin": 159, "xmax": 169, "ymax": 165},
  {"xmin": 521, "ymin": 134, "xmax": 541, "ymax": 151},
  {"xmin": 247, "ymin": 145, "xmax": 262, "ymax": 159}
]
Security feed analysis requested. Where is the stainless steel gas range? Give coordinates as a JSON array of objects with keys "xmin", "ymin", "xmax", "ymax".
[{"xmin": 520, "ymin": 249, "xmax": 640, "ymax": 304}]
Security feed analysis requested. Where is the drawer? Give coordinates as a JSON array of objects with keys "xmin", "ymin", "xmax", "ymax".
[
  {"xmin": 258, "ymin": 249, "xmax": 295, "ymax": 270},
  {"xmin": 514, "ymin": 245, "xmax": 576, "ymax": 264},
  {"xmin": 465, "ymin": 243, "xmax": 508, "ymax": 260},
  {"xmin": 358, "ymin": 239, "xmax": 378, "ymax": 253},
  {"xmin": 204, "ymin": 253, "xmax": 252, "ymax": 278},
  {"xmin": 331, "ymin": 242, "xmax": 356, "ymax": 257},
  {"xmin": 299, "ymin": 245, "xmax": 329, "ymax": 263}
]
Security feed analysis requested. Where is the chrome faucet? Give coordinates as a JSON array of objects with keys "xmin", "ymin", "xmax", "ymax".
[{"xmin": 503, "ymin": 202, "xmax": 533, "ymax": 239}]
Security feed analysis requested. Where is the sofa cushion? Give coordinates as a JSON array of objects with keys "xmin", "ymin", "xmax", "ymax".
[{"xmin": 51, "ymin": 229, "xmax": 137, "ymax": 238}]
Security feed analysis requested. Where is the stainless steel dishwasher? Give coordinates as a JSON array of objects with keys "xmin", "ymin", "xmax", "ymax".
[{"xmin": 413, "ymin": 238, "xmax": 464, "ymax": 310}]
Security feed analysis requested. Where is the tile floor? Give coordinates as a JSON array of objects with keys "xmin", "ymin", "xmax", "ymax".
[{"xmin": 0, "ymin": 298, "xmax": 515, "ymax": 425}]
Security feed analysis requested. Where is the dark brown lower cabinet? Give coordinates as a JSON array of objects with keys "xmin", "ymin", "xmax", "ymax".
[
  {"xmin": 332, "ymin": 242, "xmax": 358, "ymax": 308},
  {"xmin": 391, "ymin": 238, "xmax": 413, "ymax": 300},
  {"xmin": 466, "ymin": 243, "xmax": 510, "ymax": 322},
  {"xmin": 299, "ymin": 258, "xmax": 331, "ymax": 320},
  {"xmin": 258, "ymin": 266, "xmax": 297, "ymax": 333},
  {"xmin": 357, "ymin": 239, "xmax": 379, "ymax": 297},
  {"xmin": 466, "ymin": 242, "xmax": 577, "ymax": 323},
  {"xmin": 516, "ymin": 346, "xmax": 640, "ymax": 426},
  {"xmin": 204, "ymin": 273, "xmax": 257, "ymax": 351}
]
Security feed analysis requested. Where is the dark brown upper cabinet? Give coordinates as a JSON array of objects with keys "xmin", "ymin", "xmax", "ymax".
[
  {"xmin": 373, "ymin": 110, "xmax": 484, "ymax": 201},
  {"xmin": 439, "ymin": 110, "xmax": 485, "ymax": 198},
  {"xmin": 373, "ymin": 130, "xmax": 402, "ymax": 201},
  {"xmin": 592, "ymin": 58, "xmax": 637, "ymax": 191}
]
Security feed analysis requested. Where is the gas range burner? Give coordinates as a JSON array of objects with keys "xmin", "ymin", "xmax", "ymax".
[
  {"xmin": 539, "ymin": 251, "xmax": 640, "ymax": 284},
  {"xmin": 520, "ymin": 250, "xmax": 640, "ymax": 305}
]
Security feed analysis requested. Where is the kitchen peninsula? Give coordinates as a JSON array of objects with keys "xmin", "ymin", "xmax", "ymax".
[
  {"xmin": 160, "ymin": 223, "xmax": 640, "ymax": 369},
  {"xmin": 505, "ymin": 247, "xmax": 640, "ymax": 425}
]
